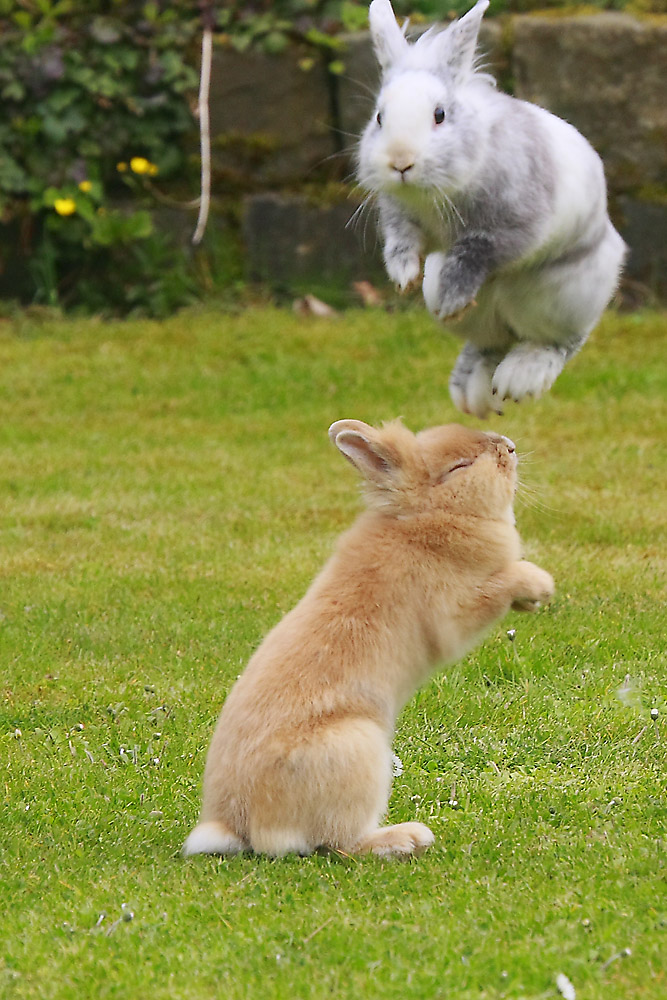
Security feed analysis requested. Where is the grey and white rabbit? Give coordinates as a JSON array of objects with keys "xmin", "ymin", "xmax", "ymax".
[
  {"xmin": 183, "ymin": 419, "xmax": 554, "ymax": 859},
  {"xmin": 357, "ymin": 0, "xmax": 626, "ymax": 418}
]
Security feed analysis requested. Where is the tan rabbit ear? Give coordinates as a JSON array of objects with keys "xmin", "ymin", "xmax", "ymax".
[
  {"xmin": 328, "ymin": 418, "xmax": 374, "ymax": 445},
  {"xmin": 329, "ymin": 420, "xmax": 402, "ymax": 486}
]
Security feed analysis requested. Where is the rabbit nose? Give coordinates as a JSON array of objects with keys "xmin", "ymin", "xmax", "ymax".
[
  {"xmin": 393, "ymin": 163, "xmax": 414, "ymax": 181},
  {"xmin": 389, "ymin": 152, "xmax": 415, "ymax": 179},
  {"xmin": 487, "ymin": 432, "xmax": 516, "ymax": 454}
]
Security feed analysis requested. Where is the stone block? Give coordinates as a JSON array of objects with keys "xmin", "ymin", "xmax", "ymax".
[
  {"xmin": 512, "ymin": 14, "xmax": 667, "ymax": 191},
  {"xmin": 242, "ymin": 192, "xmax": 384, "ymax": 293},
  {"xmin": 616, "ymin": 196, "xmax": 667, "ymax": 298},
  {"xmin": 208, "ymin": 43, "xmax": 335, "ymax": 186}
]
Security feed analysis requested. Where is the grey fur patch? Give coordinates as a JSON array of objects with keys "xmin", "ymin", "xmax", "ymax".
[
  {"xmin": 438, "ymin": 233, "xmax": 496, "ymax": 304},
  {"xmin": 458, "ymin": 99, "xmax": 557, "ymax": 264},
  {"xmin": 449, "ymin": 341, "xmax": 503, "ymax": 388}
]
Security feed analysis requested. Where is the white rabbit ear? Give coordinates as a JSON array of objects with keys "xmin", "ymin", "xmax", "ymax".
[
  {"xmin": 329, "ymin": 419, "xmax": 401, "ymax": 486},
  {"xmin": 368, "ymin": 0, "xmax": 409, "ymax": 73},
  {"xmin": 437, "ymin": 0, "xmax": 489, "ymax": 85}
]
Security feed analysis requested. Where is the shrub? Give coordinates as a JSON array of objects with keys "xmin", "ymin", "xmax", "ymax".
[{"xmin": 0, "ymin": 0, "xmax": 200, "ymax": 314}]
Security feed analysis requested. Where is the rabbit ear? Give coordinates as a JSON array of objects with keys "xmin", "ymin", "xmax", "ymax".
[
  {"xmin": 368, "ymin": 0, "xmax": 409, "ymax": 72},
  {"xmin": 329, "ymin": 419, "xmax": 402, "ymax": 487},
  {"xmin": 428, "ymin": 0, "xmax": 488, "ymax": 85}
]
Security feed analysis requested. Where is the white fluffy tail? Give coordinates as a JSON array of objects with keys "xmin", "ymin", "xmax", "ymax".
[{"xmin": 182, "ymin": 821, "xmax": 246, "ymax": 857}]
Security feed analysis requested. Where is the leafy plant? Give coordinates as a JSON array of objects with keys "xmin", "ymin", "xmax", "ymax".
[{"xmin": 0, "ymin": 0, "xmax": 200, "ymax": 314}]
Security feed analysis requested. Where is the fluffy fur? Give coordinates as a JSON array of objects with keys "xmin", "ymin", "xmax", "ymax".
[
  {"xmin": 183, "ymin": 419, "xmax": 554, "ymax": 860},
  {"xmin": 357, "ymin": 0, "xmax": 626, "ymax": 418}
]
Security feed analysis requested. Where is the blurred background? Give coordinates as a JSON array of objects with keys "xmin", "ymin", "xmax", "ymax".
[{"xmin": 0, "ymin": 0, "xmax": 664, "ymax": 316}]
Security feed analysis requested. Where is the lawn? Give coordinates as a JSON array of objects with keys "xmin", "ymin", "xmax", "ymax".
[{"xmin": 1, "ymin": 304, "xmax": 665, "ymax": 999}]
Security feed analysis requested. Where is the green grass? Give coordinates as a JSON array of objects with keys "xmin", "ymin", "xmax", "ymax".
[{"xmin": 1, "ymin": 305, "xmax": 665, "ymax": 999}]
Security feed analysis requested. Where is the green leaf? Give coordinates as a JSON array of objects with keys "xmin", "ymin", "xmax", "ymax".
[
  {"xmin": 2, "ymin": 80, "xmax": 26, "ymax": 101},
  {"xmin": 340, "ymin": 2, "xmax": 370, "ymax": 33}
]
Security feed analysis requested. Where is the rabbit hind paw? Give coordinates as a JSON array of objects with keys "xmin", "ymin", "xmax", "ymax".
[
  {"xmin": 358, "ymin": 822, "xmax": 435, "ymax": 859},
  {"xmin": 450, "ymin": 348, "xmax": 503, "ymax": 419},
  {"xmin": 491, "ymin": 344, "xmax": 566, "ymax": 403}
]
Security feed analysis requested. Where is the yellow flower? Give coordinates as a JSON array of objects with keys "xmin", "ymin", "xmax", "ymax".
[
  {"xmin": 116, "ymin": 161, "xmax": 128, "ymax": 172},
  {"xmin": 54, "ymin": 198, "xmax": 77, "ymax": 216},
  {"xmin": 130, "ymin": 156, "xmax": 158, "ymax": 176},
  {"xmin": 78, "ymin": 180, "xmax": 92, "ymax": 193}
]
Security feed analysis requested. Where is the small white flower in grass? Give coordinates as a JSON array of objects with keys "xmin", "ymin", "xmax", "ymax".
[
  {"xmin": 391, "ymin": 753, "xmax": 403, "ymax": 777},
  {"xmin": 601, "ymin": 947, "xmax": 631, "ymax": 970},
  {"xmin": 506, "ymin": 628, "xmax": 516, "ymax": 641},
  {"xmin": 556, "ymin": 972, "xmax": 576, "ymax": 1000},
  {"xmin": 650, "ymin": 707, "xmax": 659, "ymax": 721}
]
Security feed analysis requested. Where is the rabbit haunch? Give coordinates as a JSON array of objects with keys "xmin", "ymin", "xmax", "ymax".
[
  {"xmin": 357, "ymin": 0, "xmax": 626, "ymax": 419},
  {"xmin": 184, "ymin": 420, "xmax": 554, "ymax": 859}
]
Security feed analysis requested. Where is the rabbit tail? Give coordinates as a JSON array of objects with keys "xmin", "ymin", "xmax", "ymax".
[{"xmin": 182, "ymin": 820, "xmax": 247, "ymax": 857}]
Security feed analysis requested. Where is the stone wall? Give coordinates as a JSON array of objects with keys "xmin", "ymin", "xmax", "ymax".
[{"xmin": 206, "ymin": 12, "xmax": 667, "ymax": 302}]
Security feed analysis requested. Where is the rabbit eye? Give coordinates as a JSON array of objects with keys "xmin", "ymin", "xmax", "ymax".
[
  {"xmin": 437, "ymin": 458, "xmax": 474, "ymax": 483},
  {"xmin": 434, "ymin": 107, "xmax": 445, "ymax": 125},
  {"xmin": 376, "ymin": 111, "xmax": 382, "ymax": 127}
]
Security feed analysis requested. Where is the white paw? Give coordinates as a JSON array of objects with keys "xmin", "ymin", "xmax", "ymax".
[
  {"xmin": 422, "ymin": 252, "xmax": 446, "ymax": 314},
  {"xmin": 450, "ymin": 354, "xmax": 502, "ymax": 420},
  {"xmin": 364, "ymin": 822, "xmax": 435, "ymax": 859},
  {"xmin": 423, "ymin": 252, "xmax": 477, "ymax": 320},
  {"xmin": 386, "ymin": 249, "xmax": 421, "ymax": 291},
  {"xmin": 491, "ymin": 344, "xmax": 565, "ymax": 403}
]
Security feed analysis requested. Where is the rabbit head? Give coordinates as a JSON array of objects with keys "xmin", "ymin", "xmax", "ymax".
[
  {"xmin": 357, "ymin": 0, "xmax": 492, "ymax": 198},
  {"xmin": 329, "ymin": 418, "xmax": 517, "ymax": 521}
]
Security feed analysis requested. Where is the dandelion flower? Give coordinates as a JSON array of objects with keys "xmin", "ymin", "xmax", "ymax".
[
  {"xmin": 116, "ymin": 162, "xmax": 128, "ymax": 172},
  {"xmin": 130, "ymin": 156, "xmax": 158, "ymax": 176},
  {"xmin": 54, "ymin": 198, "xmax": 77, "ymax": 216},
  {"xmin": 78, "ymin": 180, "xmax": 92, "ymax": 193}
]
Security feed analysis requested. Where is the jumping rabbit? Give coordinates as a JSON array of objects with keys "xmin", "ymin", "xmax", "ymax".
[
  {"xmin": 357, "ymin": 0, "xmax": 626, "ymax": 418},
  {"xmin": 183, "ymin": 419, "xmax": 554, "ymax": 859}
]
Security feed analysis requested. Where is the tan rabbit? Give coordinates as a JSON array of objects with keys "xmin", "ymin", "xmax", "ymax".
[{"xmin": 183, "ymin": 419, "xmax": 554, "ymax": 859}]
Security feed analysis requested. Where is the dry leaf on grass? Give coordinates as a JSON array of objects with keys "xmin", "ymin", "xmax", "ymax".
[{"xmin": 292, "ymin": 294, "xmax": 338, "ymax": 317}]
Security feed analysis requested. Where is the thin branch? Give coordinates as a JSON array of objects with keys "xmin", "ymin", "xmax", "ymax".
[{"xmin": 192, "ymin": 24, "xmax": 213, "ymax": 245}]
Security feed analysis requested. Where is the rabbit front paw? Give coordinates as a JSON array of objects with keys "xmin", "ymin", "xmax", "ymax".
[
  {"xmin": 492, "ymin": 344, "xmax": 566, "ymax": 403},
  {"xmin": 511, "ymin": 561, "xmax": 555, "ymax": 612},
  {"xmin": 423, "ymin": 253, "xmax": 476, "ymax": 319},
  {"xmin": 385, "ymin": 245, "xmax": 421, "ymax": 291}
]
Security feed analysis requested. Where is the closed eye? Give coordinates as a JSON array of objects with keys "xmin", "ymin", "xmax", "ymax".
[{"xmin": 438, "ymin": 458, "xmax": 474, "ymax": 483}]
